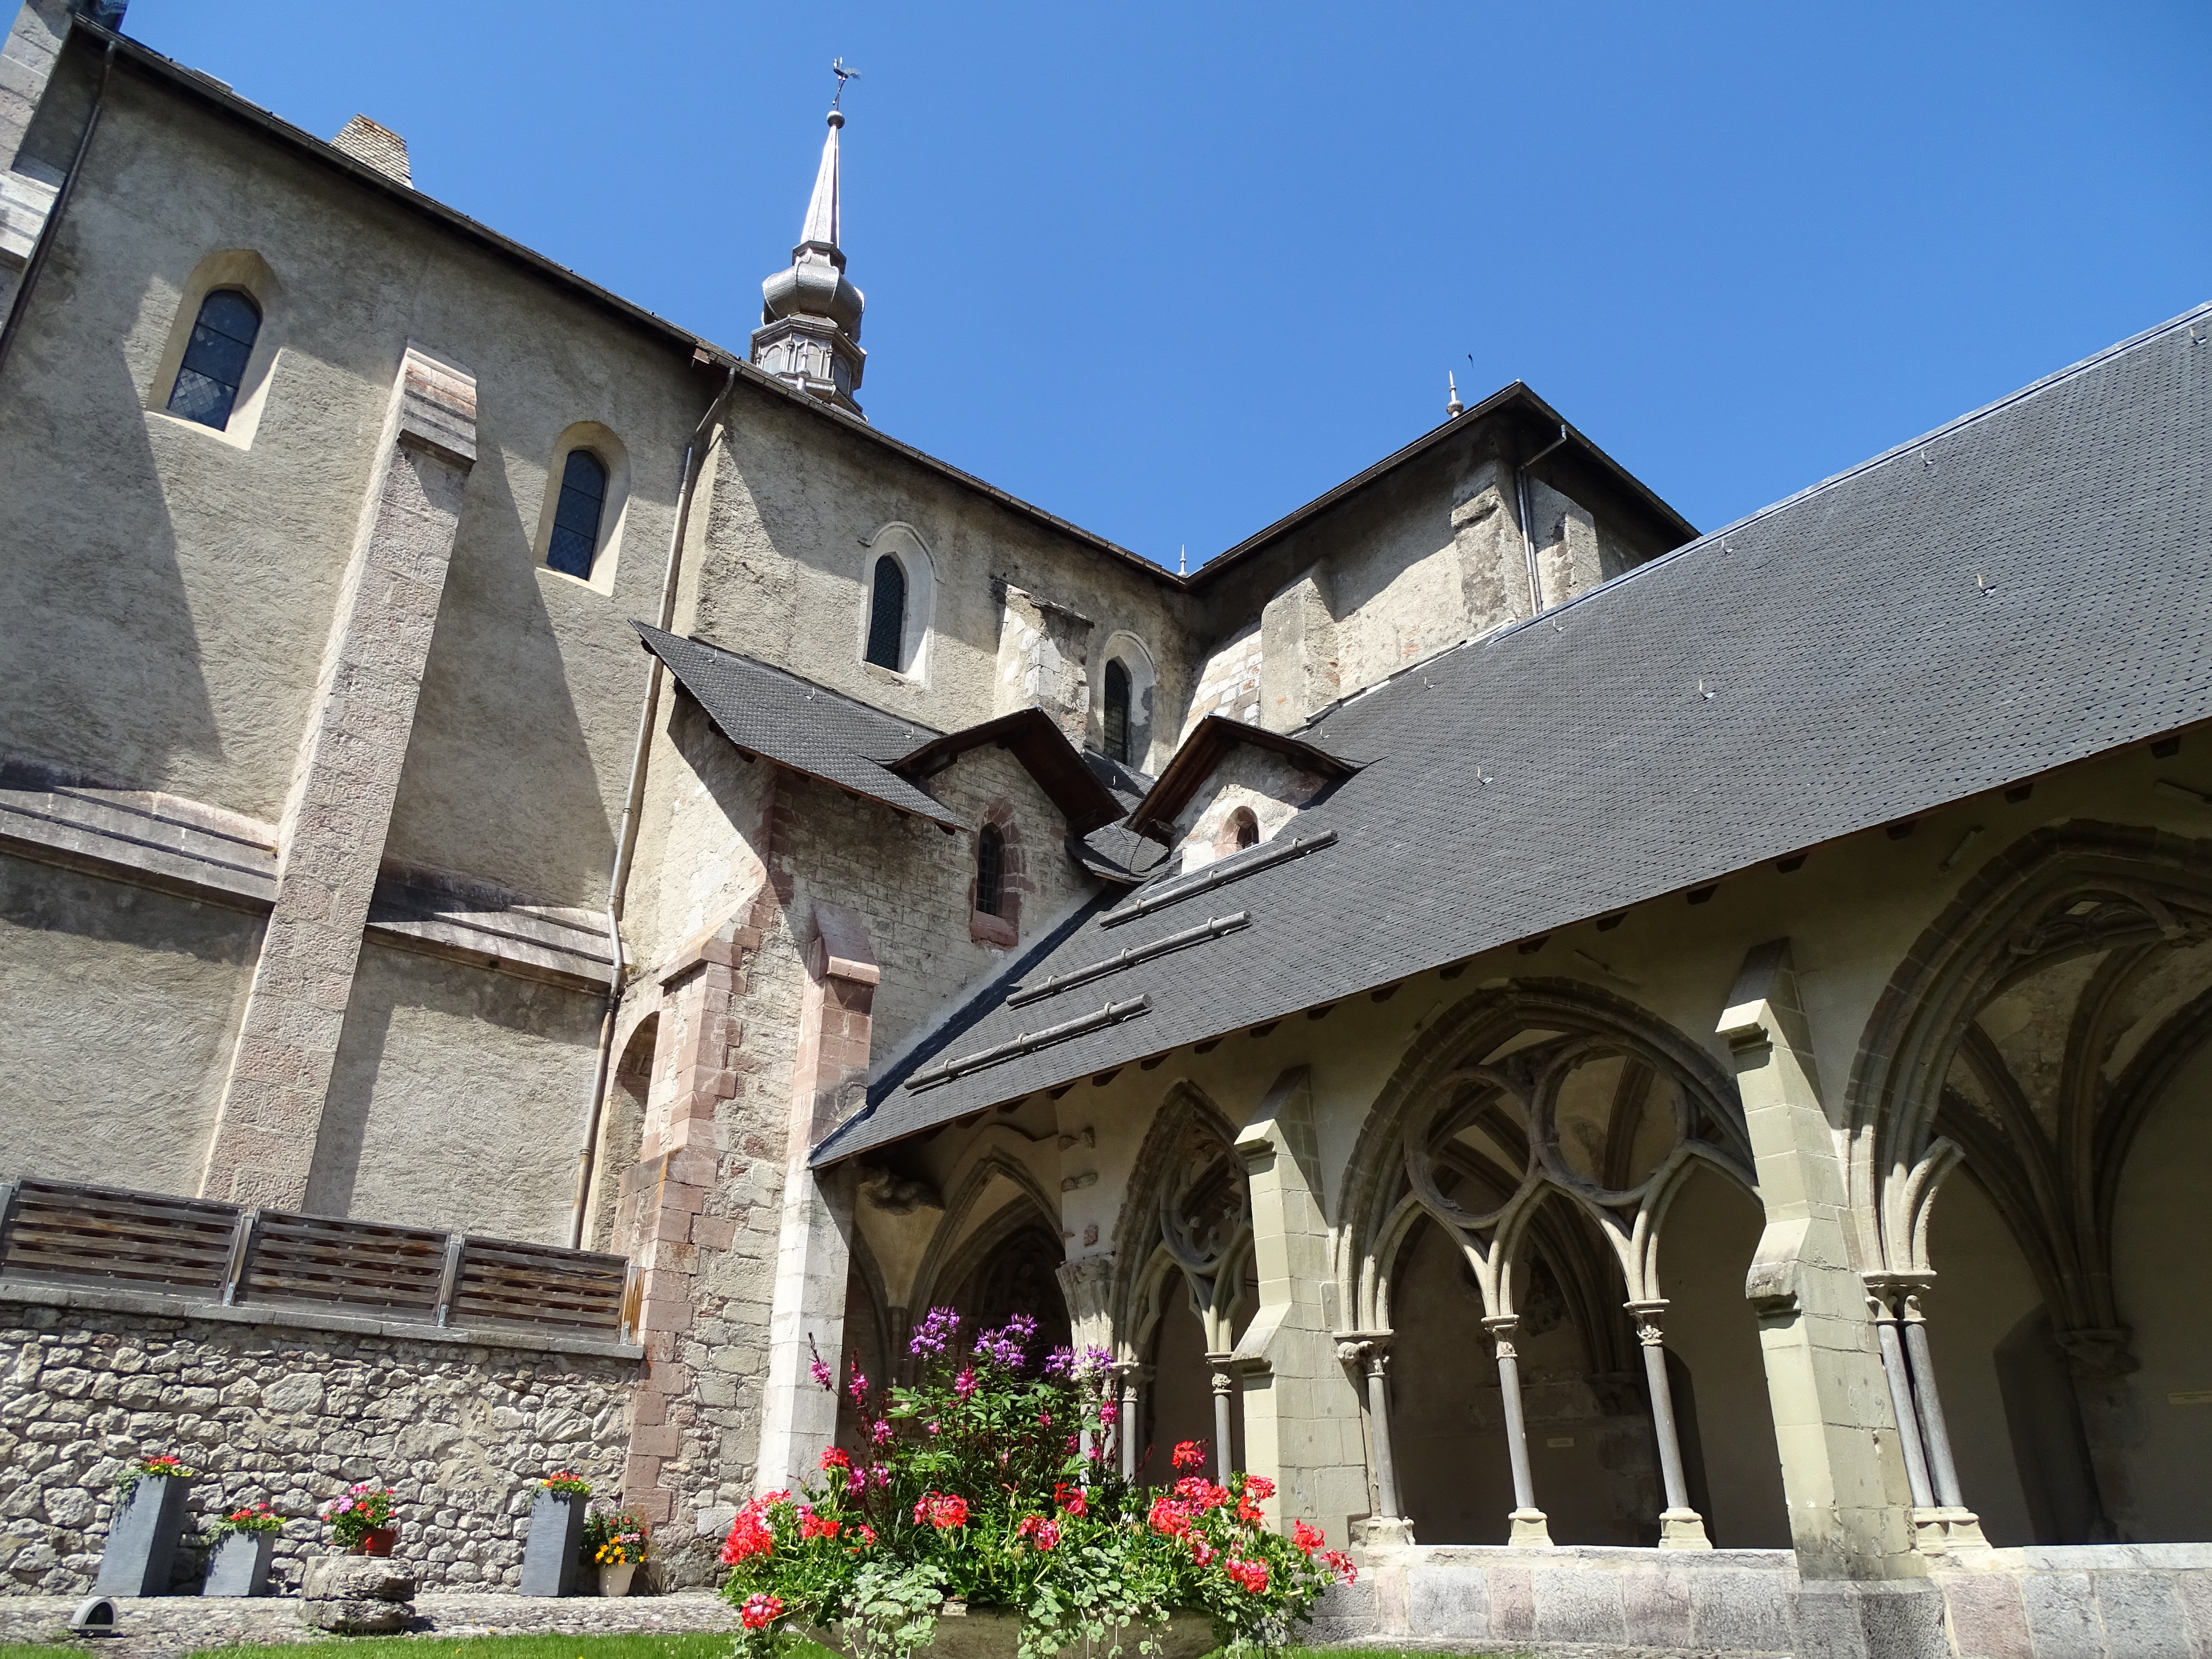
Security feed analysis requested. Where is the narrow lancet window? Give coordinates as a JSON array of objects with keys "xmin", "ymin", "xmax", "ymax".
[
  {"xmin": 547, "ymin": 449, "xmax": 608, "ymax": 578},
  {"xmin": 1232, "ymin": 808, "xmax": 1260, "ymax": 851},
  {"xmin": 166, "ymin": 289, "xmax": 261, "ymax": 429},
  {"xmin": 866, "ymin": 555, "xmax": 907, "ymax": 669},
  {"xmin": 976, "ymin": 824, "xmax": 1005, "ymax": 916},
  {"xmin": 1104, "ymin": 659, "xmax": 1132, "ymax": 763}
]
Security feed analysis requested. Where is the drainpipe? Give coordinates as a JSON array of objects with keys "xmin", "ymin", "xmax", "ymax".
[
  {"xmin": 0, "ymin": 35, "xmax": 118, "ymax": 385},
  {"xmin": 1514, "ymin": 422, "xmax": 1570, "ymax": 619},
  {"xmin": 567, "ymin": 361, "xmax": 738, "ymax": 1249}
]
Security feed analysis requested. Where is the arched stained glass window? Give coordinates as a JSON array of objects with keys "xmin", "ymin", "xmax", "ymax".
[
  {"xmin": 547, "ymin": 450, "xmax": 608, "ymax": 579},
  {"xmin": 166, "ymin": 288, "xmax": 261, "ymax": 430},
  {"xmin": 1103, "ymin": 658, "xmax": 1132, "ymax": 764},
  {"xmin": 976, "ymin": 824, "xmax": 1005, "ymax": 916},
  {"xmin": 866, "ymin": 556, "xmax": 907, "ymax": 669}
]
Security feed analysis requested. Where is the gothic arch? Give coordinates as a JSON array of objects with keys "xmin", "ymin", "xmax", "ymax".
[
  {"xmin": 1109, "ymin": 1081, "xmax": 1252, "ymax": 1357},
  {"xmin": 1847, "ymin": 822, "xmax": 2212, "ymax": 1329},
  {"xmin": 905, "ymin": 1139, "xmax": 1061, "ymax": 1323},
  {"xmin": 1337, "ymin": 979, "xmax": 1753, "ymax": 1331}
]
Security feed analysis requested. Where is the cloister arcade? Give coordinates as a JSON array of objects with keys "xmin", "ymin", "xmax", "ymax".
[{"xmin": 833, "ymin": 826, "xmax": 2212, "ymax": 1560}]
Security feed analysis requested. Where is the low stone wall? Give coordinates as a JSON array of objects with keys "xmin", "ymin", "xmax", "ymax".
[
  {"xmin": 1328, "ymin": 1541, "xmax": 2212, "ymax": 1659},
  {"xmin": 0, "ymin": 1286, "xmax": 640, "ymax": 1597}
]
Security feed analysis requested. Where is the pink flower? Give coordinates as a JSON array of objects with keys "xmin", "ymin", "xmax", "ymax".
[
  {"xmin": 739, "ymin": 1592, "xmax": 784, "ymax": 1631},
  {"xmin": 954, "ymin": 1369, "xmax": 978, "ymax": 1400},
  {"xmin": 1099, "ymin": 1400, "xmax": 1119, "ymax": 1425}
]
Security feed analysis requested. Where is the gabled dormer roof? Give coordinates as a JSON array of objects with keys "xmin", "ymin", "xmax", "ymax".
[
  {"xmin": 635, "ymin": 625, "xmax": 1129, "ymax": 838},
  {"xmin": 1124, "ymin": 716, "xmax": 1361, "ymax": 843}
]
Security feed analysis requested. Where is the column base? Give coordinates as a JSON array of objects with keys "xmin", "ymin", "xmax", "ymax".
[
  {"xmin": 1657, "ymin": 1508, "xmax": 1714, "ymax": 1550},
  {"xmin": 1351, "ymin": 1515, "xmax": 1416, "ymax": 1550},
  {"xmin": 1911, "ymin": 1506, "xmax": 1992, "ymax": 1560},
  {"xmin": 1507, "ymin": 1508, "xmax": 1554, "ymax": 1548}
]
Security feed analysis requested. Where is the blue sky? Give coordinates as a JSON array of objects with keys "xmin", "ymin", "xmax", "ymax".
[{"xmin": 129, "ymin": 1, "xmax": 2210, "ymax": 569}]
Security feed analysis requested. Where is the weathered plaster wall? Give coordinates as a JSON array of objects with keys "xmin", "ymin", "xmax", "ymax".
[
  {"xmin": 682, "ymin": 385, "xmax": 1200, "ymax": 750},
  {"xmin": 0, "ymin": 55, "xmax": 705, "ymax": 911},
  {"xmin": 307, "ymin": 940, "xmax": 602, "ymax": 1242},
  {"xmin": 0, "ymin": 855, "xmax": 259, "ymax": 1189},
  {"xmin": 0, "ymin": 1297, "xmax": 635, "ymax": 1597},
  {"xmin": 1172, "ymin": 747, "xmax": 1331, "ymax": 874}
]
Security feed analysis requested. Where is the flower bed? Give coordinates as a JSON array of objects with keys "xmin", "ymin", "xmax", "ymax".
[{"xmin": 718, "ymin": 1310, "xmax": 1352, "ymax": 1659}]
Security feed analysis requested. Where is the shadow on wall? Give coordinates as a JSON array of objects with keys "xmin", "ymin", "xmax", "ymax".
[
  {"xmin": 0, "ymin": 854, "xmax": 262, "ymax": 1193},
  {"xmin": 305, "ymin": 940, "xmax": 601, "ymax": 1243},
  {"xmin": 382, "ymin": 410, "xmax": 620, "ymax": 911},
  {"xmin": 0, "ymin": 311, "xmax": 221, "ymax": 795}
]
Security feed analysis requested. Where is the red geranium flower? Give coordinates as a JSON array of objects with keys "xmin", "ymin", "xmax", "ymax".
[
  {"xmin": 739, "ymin": 1592, "xmax": 784, "ymax": 1631},
  {"xmin": 1054, "ymin": 1482, "xmax": 1087, "ymax": 1516},
  {"xmin": 1172, "ymin": 1440, "xmax": 1206, "ymax": 1472}
]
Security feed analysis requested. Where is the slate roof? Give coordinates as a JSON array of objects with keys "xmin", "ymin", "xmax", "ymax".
[
  {"xmin": 635, "ymin": 625, "xmax": 962, "ymax": 828},
  {"xmin": 815, "ymin": 304, "xmax": 2212, "ymax": 1165}
]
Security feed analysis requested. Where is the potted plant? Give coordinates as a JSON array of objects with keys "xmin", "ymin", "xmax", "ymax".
[
  {"xmin": 585, "ymin": 1507, "xmax": 651, "ymax": 1598},
  {"xmin": 521, "ymin": 1470, "xmax": 594, "ymax": 1597},
  {"xmin": 319, "ymin": 1482, "xmax": 399, "ymax": 1556},
  {"xmin": 717, "ymin": 1311, "xmax": 1355, "ymax": 1659},
  {"xmin": 95, "ymin": 1453, "xmax": 200, "ymax": 1596},
  {"xmin": 202, "ymin": 1501, "xmax": 283, "ymax": 1596}
]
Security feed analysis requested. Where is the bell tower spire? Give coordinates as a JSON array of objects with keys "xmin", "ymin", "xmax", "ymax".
[{"xmin": 751, "ymin": 63, "xmax": 867, "ymax": 417}]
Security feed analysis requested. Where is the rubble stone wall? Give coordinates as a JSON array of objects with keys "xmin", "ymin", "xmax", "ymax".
[{"xmin": 0, "ymin": 1295, "xmax": 638, "ymax": 1598}]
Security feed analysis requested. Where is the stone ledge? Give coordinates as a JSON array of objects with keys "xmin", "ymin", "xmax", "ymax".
[
  {"xmin": 0, "ymin": 1590, "xmax": 737, "ymax": 1657},
  {"xmin": 0, "ymin": 1280, "xmax": 643, "ymax": 1360}
]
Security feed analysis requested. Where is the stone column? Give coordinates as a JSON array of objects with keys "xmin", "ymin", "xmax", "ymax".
[
  {"xmin": 1868, "ymin": 1279, "xmax": 1989, "ymax": 1557},
  {"xmin": 1485, "ymin": 1315, "xmax": 1553, "ymax": 1547},
  {"xmin": 1337, "ymin": 1333, "xmax": 1414, "ymax": 1546},
  {"xmin": 1626, "ymin": 1301, "xmax": 1713, "ymax": 1549},
  {"xmin": 1113, "ymin": 1362, "xmax": 1144, "ymax": 1481},
  {"xmin": 1718, "ymin": 940, "xmax": 1944, "ymax": 1659},
  {"xmin": 198, "ymin": 347, "xmax": 477, "ymax": 1210},
  {"xmin": 1206, "ymin": 1354, "xmax": 1238, "ymax": 1486},
  {"xmin": 755, "ymin": 904, "xmax": 876, "ymax": 1493},
  {"xmin": 1230, "ymin": 1066, "xmax": 1370, "ymax": 1539}
]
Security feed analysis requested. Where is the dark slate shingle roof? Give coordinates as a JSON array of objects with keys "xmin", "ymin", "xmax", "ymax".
[
  {"xmin": 815, "ymin": 304, "xmax": 2212, "ymax": 1165},
  {"xmin": 635, "ymin": 625, "xmax": 962, "ymax": 828}
]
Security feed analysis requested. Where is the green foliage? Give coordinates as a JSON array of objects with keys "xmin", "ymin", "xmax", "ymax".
[
  {"xmin": 715, "ymin": 1310, "xmax": 1353, "ymax": 1659},
  {"xmin": 113, "ymin": 1452, "xmax": 198, "ymax": 1505}
]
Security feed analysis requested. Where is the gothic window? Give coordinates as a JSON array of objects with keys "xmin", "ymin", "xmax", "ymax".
[
  {"xmin": 1231, "ymin": 807, "xmax": 1260, "ymax": 851},
  {"xmin": 1104, "ymin": 658, "xmax": 1132, "ymax": 763},
  {"xmin": 975, "ymin": 824, "xmax": 1005, "ymax": 916},
  {"xmin": 546, "ymin": 449, "xmax": 608, "ymax": 579},
  {"xmin": 166, "ymin": 289, "xmax": 261, "ymax": 429},
  {"xmin": 866, "ymin": 556, "xmax": 907, "ymax": 669}
]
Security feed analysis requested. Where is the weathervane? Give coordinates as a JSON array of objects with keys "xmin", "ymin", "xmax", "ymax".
[{"xmin": 831, "ymin": 58, "xmax": 862, "ymax": 108}]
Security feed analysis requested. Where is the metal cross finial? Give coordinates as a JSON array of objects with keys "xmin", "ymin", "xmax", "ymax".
[{"xmin": 831, "ymin": 58, "xmax": 862, "ymax": 108}]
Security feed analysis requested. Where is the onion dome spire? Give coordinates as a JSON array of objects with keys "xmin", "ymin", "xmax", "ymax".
[{"xmin": 751, "ymin": 87, "xmax": 867, "ymax": 417}]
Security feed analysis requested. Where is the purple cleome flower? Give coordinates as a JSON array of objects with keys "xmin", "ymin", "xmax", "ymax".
[
  {"xmin": 973, "ymin": 1312, "xmax": 1038, "ymax": 1371},
  {"xmin": 908, "ymin": 1306, "xmax": 962, "ymax": 1359}
]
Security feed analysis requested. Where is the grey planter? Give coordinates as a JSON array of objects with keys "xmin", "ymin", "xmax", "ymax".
[
  {"xmin": 94, "ymin": 1474, "xmax": 193, "ymax": 1597},
  {"xmin": 518, "ymin": 1489, "xmax": 588, "ymax": 1597},
  {"xmin": 202, "ymin": 1530, "xmax": 275, "ymax": 1596}
]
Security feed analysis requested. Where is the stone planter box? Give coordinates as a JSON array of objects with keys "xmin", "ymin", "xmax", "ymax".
[
  {"xmin": 519, "ymin": 1488, "xmax": 589, "ymax": 1597},
  {"xmin": 94, "ymin": 1473, "xmax": 193, "ymax": 1597},
  {"xmin": 202, "ymin": 1530, "xmax": 276, "ymax": 1596},
  {"xmin": 806, "ymin": 1604, "xmax": 1217, "ymax": 1659},
  {"xmin": 598, "ymin": 1561, "xmax": 637, "ymax": 1598}
]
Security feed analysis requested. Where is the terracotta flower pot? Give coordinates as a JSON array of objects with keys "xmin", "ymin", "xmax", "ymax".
[
  {"xmin": 348, "ymin": 1526, "xmax": 399, "ymax": 1557},
  {"xmin": 598, "ymin": 1561, "xmax": 638, "ymax": 1598}
]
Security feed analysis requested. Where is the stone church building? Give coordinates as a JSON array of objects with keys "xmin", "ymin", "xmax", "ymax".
[{"xmin": 3, "ymin": 5, "xmax": 2210, "ymax": 1655}]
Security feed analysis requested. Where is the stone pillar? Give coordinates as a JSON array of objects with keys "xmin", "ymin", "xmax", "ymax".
[
  {"xmin": 755, "ymin": 904, "xmax": 875, "ymax": 1493},
  {"xmin": 1113, "ymin": 1362, "xmax": 1144, "ymax": 1481},
  {"xmin": 1717, "ymin": 940, "xmax": 1944, "ymax": 1659},
  {"xmin": 1626, "ymin": 1301, "xmax": 1713, "ymax": 1549},
  {"xmin": 1485, "ymin": 1315, "xmax": 1553, "ymax": 1547},
  {"xmin": 1206, "ymin": 1354, "xmax": 1237, "ymax": 1486},
  {"xmin": 993, "ymin": 582, "xmax": 1093, "ymax": 745},
  {"xmin": 1231, "ymin": 1066, "xmax": 1370, "ymax": 1540},
  {"xmin": 197, "ymin": 347, "xmax": 477, "ymax": 1209},
  {"xmin": 1337, "ymin": 1333, "xmax": 1414, "ymax": 1546},
  {"xmin": 1869, "ymin": 1278, "xmax": 1990, "ymax": 1557}
]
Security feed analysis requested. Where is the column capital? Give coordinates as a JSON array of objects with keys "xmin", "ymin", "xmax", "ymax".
[
  {"xmin": 1482, "ymin": 1314, "xmax": 1520, "ymax": 1359},
  {"xmin": 1625, "ymin": 1299, "xmax": 1670, "ymax": 1345}
]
